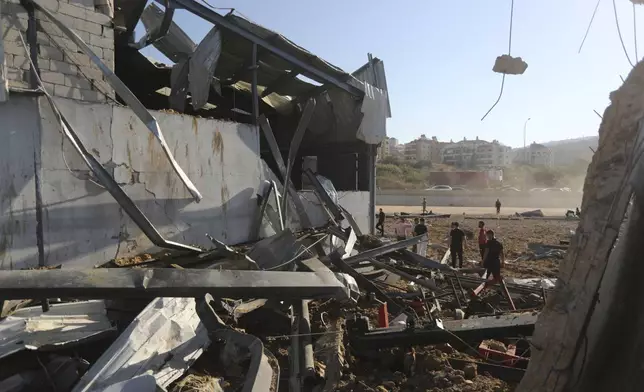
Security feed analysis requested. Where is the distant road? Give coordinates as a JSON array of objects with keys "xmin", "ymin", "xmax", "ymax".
[{"xmin": 378, "ymin": 205, "xmax": 571, "ymax": 217}]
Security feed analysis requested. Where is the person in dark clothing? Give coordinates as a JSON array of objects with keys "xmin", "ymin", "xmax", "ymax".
[
  {"xmin": 449, "ymin": 222, "xmax": 466, "ymax": 268},
  {"xmin": 576, "ymin": 207, "xmax": 581, "ymax": 217},
  {"xmin": 477, "ymin": 221, "xmax": 487, "ymax": 261},
  {"xmin": 422, "ymin": 197, "xmax": 427, "ymax": 214},
  {"xmin": 482, "ymin": 230, "xmax": 505, "ymax": 285},
  {"xmin": 376, "ymin": 208, "xmax": 386, "ymax": 236},
  {"xmin": 413, "ymin": 218, "xmax": 429, "ymax": 256},
  {"xmin": 495, "ymin": 199, "xmax": 502, "ymax": 215}
]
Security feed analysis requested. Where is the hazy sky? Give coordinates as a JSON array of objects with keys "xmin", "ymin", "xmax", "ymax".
[{"xmin": 139, "ymin": 0, "xmax": 641, "ymax": 147}]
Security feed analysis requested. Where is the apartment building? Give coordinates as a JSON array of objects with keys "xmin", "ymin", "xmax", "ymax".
[
  {"xmin": 527, "ymin": 143, "xmax": 554, "ymax": 166},
  {"xmin": 441, "ymin": 138, "xmax": 511, "ymax": 168},
  {"xmin": 377, "ymin": 137, "xmax": 400, "ymax": 160},
  {"xmin": 404, "ymin": 134, "xmax": 442, "ymax": 163}
]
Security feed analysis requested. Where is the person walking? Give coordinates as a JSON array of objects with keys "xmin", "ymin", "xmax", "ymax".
[
  {"xmin": 477, "ymin": 221, "xmax": 487, "ymax": 262},
  {"xmin": 495, "ymin": 199, "xmax": 502, "ymax": 215},
  {"xmin": 449, "ymin": 222, "xmax": 466, "ymax": 268},
  {"xmin": 394, "ymin": 217, "xmax": 412, "ymax": 241},
  {"xmin": 482, "ymin": 229, "xmax": 505, "ymax": 287},
  {"xmin": 413, "ymin": 218, "xmax": 429, "ymax": 257},
  {"xmin": 422, "ymin": 197, "xmax": 427, "ymax": 215},
  {"xmin": 376, "ymin": 208, "xmax": 386, "ymax": 236}
]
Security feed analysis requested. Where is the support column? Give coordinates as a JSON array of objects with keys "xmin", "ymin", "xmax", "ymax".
[{"xmin": 251, "ymin": 43, "xmax": 259, "ymax": 125}]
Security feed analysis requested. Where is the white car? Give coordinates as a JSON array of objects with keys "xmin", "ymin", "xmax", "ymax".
[
  {"xmin": 426, "ymin": 185, "xmax": 453, "ymax": 191},
  {"xmin": 501, "ymin": 187, "xmax": 521, "ymax": 192}
]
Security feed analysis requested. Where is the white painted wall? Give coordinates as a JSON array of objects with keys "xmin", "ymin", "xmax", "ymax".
[{"xmin": 0, "ymin": 95, "xmax": 372, "ymax": 269}]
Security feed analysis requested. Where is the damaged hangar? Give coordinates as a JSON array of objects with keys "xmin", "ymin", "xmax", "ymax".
[{"xmin": 0, "ymin": 0, "xmax": 390, "ymax": 269}]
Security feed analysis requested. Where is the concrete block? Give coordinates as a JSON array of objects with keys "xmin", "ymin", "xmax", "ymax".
[
  {"xmin": 36, "ymin": 32, "xmax": 51, "ymax": 45},
  {"xmin": 40, "ymin": 71, "xmax": 65, "ymax": 85},
  {"xmin": 73, "ymin": 18, "xmax": 102, "ymax": 36},
  {"xmin": 8, "ymin": 78, "xmax": 29, "ymax": 89},
  {"xmin": 79, "ymin": 65, "xmax": 102, "ymax": 80},
  {"xmin": 36, "ymin": 20, "xmax": 63, "ymax": 37},
  {"xmin": 101, "ymin": 48, "xmax": 114, "ymax": 64},
  {"xmin": 12, "ymin": 55, "xmax": 30, "ymax": 70},
  {"xmin": 3, "ymin": 41, "xmax": 27, "ymax": 57},
  {"xmin": 76, "ymin": 30, "xmax": 91, "ymax": 43},
  {"xmin": 80, "ymin": 88, "xmax": 104, "ymax": 102},
  {"xmin": 38, "ymin": 45, "xmax": 64, "ymax": 61},
  {"xmin": 102, "ymin": 26, "xmax": 114, "ymax": 39},
  {"xmin": 2, "ymin": 2, "xmax": 28, "ymax": 18},
  {"xmin": 59, "ymin": 37, "xmax": 79, "ymax": 53},
  {"xmin": 2, "ymin": 28, "xmax": 21, "ymax": 42},
  {"xmin": 89, "ymin": 34, "xmax": 112, "ymax": 49},
  {"xmin": 88, "ymin": 46, "xmax": 102, "ymax": 58},
  {"xmin": 83, "ymin": 10, "xmax": 112, "ymax": 26},
  {"xmin": 3, "ymin": 14, "xmax": 28, "ymax": 31},
  {"xmin": 6, "ymin": 66, "xmax": 25, "ymax": 82},
  {"xmin": 50, "ymin": 59, "xmax": 77, "ymax": 75},
  {"xmin": 64, "ymin": 74, "xmax": 92, "ymax": 90},
  {"xmin": 59, "ymin": 2, "xmax": 87, "ymax": 19},
  {"xmin": 42, "ymin": 81, "xmax": 55, "ymax": 94},
  {"xmin": 67, "ymin": 0, "xmax": 95, "ymax": 11},
  {"xmin": 67, "ymin": 52, "xmax": 92, "ymax": 67},
  {"xmin": 36, "ymin": 0, "xmax": 60, "ymax": 12},
  {"xmin": 54, "ymin": 84, "xmax": 82, "ymax": 99}
]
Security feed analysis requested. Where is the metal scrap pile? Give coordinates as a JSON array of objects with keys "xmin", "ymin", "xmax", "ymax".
[{"xmin": 0, "ymin": 173, "xmax": 551, "ymax": 391}]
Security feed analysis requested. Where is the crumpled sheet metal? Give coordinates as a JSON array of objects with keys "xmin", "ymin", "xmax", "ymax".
[
  {"xmin": 0, "ymin": 301, "xmax": 115, "ymax": 361},
  {"xmin": 30, "ymin": 0, "xmax": 203, "ymax": 202},
  {"xmin": 141, "ymin": 2, "xmax": 197, "ymax": 63},
  {"xmin": 73, "ymin": 297, "xmax": 209, "ymax": 391},
  {"xmin": 189, "ymin": 26, "xmax": 222, "ymax": 109}
]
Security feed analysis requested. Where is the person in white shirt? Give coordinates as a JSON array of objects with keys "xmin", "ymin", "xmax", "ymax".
[{"xmin": 394, "ymin": 217, "xmax": 412, "ymax": 241}]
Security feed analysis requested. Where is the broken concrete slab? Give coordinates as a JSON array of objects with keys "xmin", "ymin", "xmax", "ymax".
[
  {"xmin": 72, "ymin": 297, "xmax": 208, "ymax": 391},
  {"xmin": 0, "ymin": 300, "xmax": 115, "ymax": 361}
]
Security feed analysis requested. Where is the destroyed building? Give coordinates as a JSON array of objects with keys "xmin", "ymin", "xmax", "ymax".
[{"xmin": 0, "ymin": 0, "xmax": 390, "ymax": 268}]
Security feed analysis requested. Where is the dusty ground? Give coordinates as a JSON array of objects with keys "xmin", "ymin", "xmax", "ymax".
[{"xmin": 383, "ymin": 215, "xmax": 577, "ymax": 280}]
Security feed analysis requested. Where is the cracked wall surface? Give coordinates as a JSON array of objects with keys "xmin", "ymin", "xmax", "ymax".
[{"xmin": 0, "ymin": 95, "xmax": 371, "ymax": 269}]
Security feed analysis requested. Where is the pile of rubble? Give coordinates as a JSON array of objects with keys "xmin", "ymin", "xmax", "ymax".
[{"xmin": 0, "ymin": 176, "xmax": 553, "ymax": 391}]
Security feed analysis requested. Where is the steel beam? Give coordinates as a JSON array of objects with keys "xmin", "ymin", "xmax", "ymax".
[
  {"xmin": 0, "ymin": 269, "xmax": 353, "ymax": 300},
  {"xmin": 367, "ymin": 258, "xmax": 439, "ymax": 291},
  {"xmin": 342, "ymin": 235, "xmax": 425, "ymax": 265},
  {"xmin": 303, "ymin": 169, "xmax": 343, "ymax": 222},
  {"xmin": 168, "ymin": 0, "xmax": 364, "ymax": 97},
  {"xmin": 328, "ymin": 252, "xmax": 405, "ymax": 315},
  {"xmin": 348, "ymin": 313, "xmax": 538, "ymax": 351},
  {"xmin": 281, "ymin": 98, "xmax": 316, "ymax": 223}
]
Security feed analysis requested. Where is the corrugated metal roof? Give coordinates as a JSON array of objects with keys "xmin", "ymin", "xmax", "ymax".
[
  {"xmin": 352, "ymin": 57, "xmax": 392, "ymax": 118},
  {"xmin": 0, "ymin": 301, "xmax": 115, "ymax": 361}
]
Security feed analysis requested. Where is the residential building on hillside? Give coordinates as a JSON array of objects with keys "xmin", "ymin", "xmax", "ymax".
[
  {"xmin": 527, "ymin": 142, "xmax": 554, "ymax": 166},
  {"xmin": 441, "ymin": 138, "xmax": 511, "ymax": 168},
  {"xmin": 377, "ymin": 137, "xmax": 400, "ymax": 160},
  {"xmin": 404, "ymin": 134, "xmax": 442, "ymax": 163}
]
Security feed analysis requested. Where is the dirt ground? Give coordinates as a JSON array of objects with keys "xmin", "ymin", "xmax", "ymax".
[{"xmin": 382, "ymin": 215, "xmax": 578, "ymax": 279}]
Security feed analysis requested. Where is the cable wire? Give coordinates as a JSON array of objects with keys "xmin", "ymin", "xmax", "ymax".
[
  {"xmin": 578, "ymin": 0, "xmax": 602, "ymax": 54},
  {"xmin": 613, "ymin": 0, "xmax": 635, "ymax": 67},
  {"xmin": 634, "ymin": 2, "xmax": 639, "ymax": 61},
  {"xmin": 481, "ymin": 0, "xmax": 514, "ymax": 121}
]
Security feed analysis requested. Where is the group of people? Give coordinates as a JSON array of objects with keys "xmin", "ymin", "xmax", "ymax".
[{"xmin": 449, "ymin": 220, "xmax": 505, "ymax": 285}]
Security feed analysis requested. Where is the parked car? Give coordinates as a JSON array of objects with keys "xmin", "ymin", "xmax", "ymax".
[
  {"xmin": 501, "ymin": 187, "xmax": 521, "ymax": 192},
  {"xmin": 541, "ymin": 188, "xmax": 566, "ymax": 192},
  {"xmin": 529, "ymin": 188, "xmax": 545, "ymax": 192},
  {"xmin": 450, "ymin": 186, "xmax": 469, "ymax": 192},
  {"xmin": 426, "ymin": 185, "xmax": 453, "ymax": 191}
]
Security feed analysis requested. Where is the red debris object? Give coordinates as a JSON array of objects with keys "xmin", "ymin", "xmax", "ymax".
[
  {"xmin": 378, "ymin": 302, "xmax": 389, "ymax": 328},
  {"xmin": 478, "ymin": 341, "xmax": 527, "ymax": 367}
]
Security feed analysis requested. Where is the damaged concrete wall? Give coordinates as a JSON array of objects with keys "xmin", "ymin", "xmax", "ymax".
[
  {"xmin": 0, "ymin": 95, "xmax": 371, "ymax": 269},
  {"xmin": 1, "ymin": 0, "xmax": 114, "ymax": 102}
]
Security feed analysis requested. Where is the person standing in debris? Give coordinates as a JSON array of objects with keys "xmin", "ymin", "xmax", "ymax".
[
  {"xmin": 422, "ymin": 197, "xmax": 427, "ymax": 215},
  {"xmin": 576, "ymin": 207, "xmax": 581, "ymax": 217},
  {"xmin": 482, "ymin": 229, "xmax": 505, "ymax": 286},
  {"xmin": 394, "ymin": 217, "xmax": 412, "ymax": 241},
  {"xmin": 478, "ymin": 221, "xmax": 487, "ymax": 262},
  {"xmin": 495, "ymin": 199, "xmax": 502, "ymax": 215},
  {"xmin": 449, "ymin": 222, "xmax": 466, "ymax": 268},
  {"xmin": 413, "ymin": 218, "xmax": 429, "ymax": 257},
  {"xmin": 376, "ymin": 208, "xmax": 386, "ymax": 236}
]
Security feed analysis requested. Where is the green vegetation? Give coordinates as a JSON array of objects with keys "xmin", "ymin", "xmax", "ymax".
[{"xmin": 376, "ymin": 157, "xmax": 590, "ymax": 190}]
